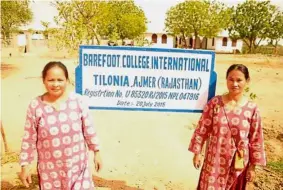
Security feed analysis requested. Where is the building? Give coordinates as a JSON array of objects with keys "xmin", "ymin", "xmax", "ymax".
[
  {"xmin": 7, "ymin": 25, "xmax": 282, "ymax": 54},
  {"xmin": 144, "ymin": 29, "xmax": 244, "ymax": 53},
  {"xmin": 144, "ymin": 32, "xmax": 174, "ymax": 49}
]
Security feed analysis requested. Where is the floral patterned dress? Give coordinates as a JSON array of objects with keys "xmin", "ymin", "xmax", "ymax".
[
  {"xmin": 19, "ymin": 92, "xmax": 100, "ymax": 190},
  {"xmin": 189, "ymin": 95, "xmax": 266, "ymax": 190}
]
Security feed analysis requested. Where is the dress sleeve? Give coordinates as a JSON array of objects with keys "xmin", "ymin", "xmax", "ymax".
[
  {"xmin": 78, "ymin": 96, "xmax": 100, "ymax": 152},
  {"xmin": 188, "ymin": 99, "xmax": 214, "ymax": 154},
  {"xmin": 249, "ymin": 106, "xmax": 266, "ymax": 166},
  {"xmin": 19, "ymin": 100, "xmax": 38, "ymax": 166}
]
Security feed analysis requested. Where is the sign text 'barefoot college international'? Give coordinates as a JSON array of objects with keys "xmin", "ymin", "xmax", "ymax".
[{"xmin": 76, "ymin": 46, "xmax": 217, "ymax": 112}]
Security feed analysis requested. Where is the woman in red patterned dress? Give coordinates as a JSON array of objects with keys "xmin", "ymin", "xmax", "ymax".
[
  {"xmin": 189, "ymin": 64, "xmax": 266, "ymax": 190},
  {"xmin": 19, "ymin": 61, "xmax": 102, "ymax": 189}
]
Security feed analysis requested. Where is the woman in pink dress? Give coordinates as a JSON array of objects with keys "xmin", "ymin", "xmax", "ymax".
[
  {"xmin": 189, "ymin": 64, "xmax": 266, "ymax": 190},
  {"xmin": 19, "ymin": 61, "xmax": 102, "ymax": 189}
]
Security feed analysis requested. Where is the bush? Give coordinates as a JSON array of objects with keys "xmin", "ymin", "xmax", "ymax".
[
  {"xmin": 241, "ymin": 43, "xmax": 283, "ymax": 56},
  {"xmin": 255, "ymin": 45, "xmax": 275, "ymax": 55},
  {"xmin": 254, "ymin": 45, "xmax": 283, "ymax": 56},
  {"xmin": 276, "ymin": 45, "xmax": 283, "ymax": 56}
]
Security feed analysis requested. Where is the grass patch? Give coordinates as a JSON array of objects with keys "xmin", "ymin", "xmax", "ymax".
[{"xmin": 267, "ymin": 160, "xmax": 283, "ymax": 175}]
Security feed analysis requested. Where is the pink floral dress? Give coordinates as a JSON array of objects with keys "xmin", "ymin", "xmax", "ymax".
[
  {"xmin": 19, "ymin": 92, "xmax": 100, "ymax": 190},
  {"xmin": 189, "ymin": 95, "xmax": 266, "ymax": 190}
]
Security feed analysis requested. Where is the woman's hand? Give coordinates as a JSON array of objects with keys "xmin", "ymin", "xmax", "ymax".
[
  {"xmin": 94, "ymin": 151, "xmax": 102, "ymax": 172},
  {"xmin": 193, "ymin": 154, "xmax": 203, "ymax": 170},
  {"xmin": 19, "ymin": 165, "xmax": 32, "ymax": 188},
  {"xmin": 246, "ymin": 164, "xmax": 256, "ymax": 182}
]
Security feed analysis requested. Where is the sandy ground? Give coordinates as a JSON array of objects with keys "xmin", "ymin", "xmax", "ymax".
[{"xmin": 1, "ymin": 47, "xmax": 283, "ymax": 190}]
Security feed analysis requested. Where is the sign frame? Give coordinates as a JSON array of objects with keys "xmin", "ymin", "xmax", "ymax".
[{"xmin": 76, "ymin": 45, "xmax": 217, "ymax": 113}]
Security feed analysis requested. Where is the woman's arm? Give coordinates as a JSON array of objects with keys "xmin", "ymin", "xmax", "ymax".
[
  {"xmin": 79, "ymin": 96, "xmax": 100, "ymax": 153},
  {"xmin": 188, "ymin": 99, "xmax": 214, "ymax": 155},
  {"xmin": 19, "ymin": 100, "xmax": 38, "ymax": 166},
  {"xmin": 248, "ymin": 106, "xmax": 266, "ymax": 166}
]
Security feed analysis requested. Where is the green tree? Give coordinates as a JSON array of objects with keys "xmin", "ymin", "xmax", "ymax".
[
  {"xmin": 41, "ymin": 21, "xmax": 50, "ymax": 39},
  {"xmin": 52, "ymin": 0, "xmax": 146, "ymax": 51},
  {"xmin": 165, "ymin": 4, "xmax": 193, "ymax": 48},
  {"xmin": 134, "ymin": 35, "xmax": 152, "ymax": 47},
  {"xmin": 267, "ymin": 11, "xmax": 283, "ymax": 52},
  {"xmin": 99, "ymin": 0, "xmax": 147, "ymax": 44},
  {"xmin": 228, "ymin": 0, "xmax": 276, "ymax": 53},
  {"xmin": 165, "ymin": 0, "xmax": 230, "ymax": 49},
  {"xmin": 1, "ymin": 0, "xmax": 33, "ymax": 44},
  {"xmin": 52, "ymin": 1, "xmax": 108, "ymax": 51}
]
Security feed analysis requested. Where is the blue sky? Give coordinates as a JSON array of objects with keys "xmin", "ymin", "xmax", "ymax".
[{"xmin": 26, "ymin": 0, "xmax": 283, "ymax": 32}]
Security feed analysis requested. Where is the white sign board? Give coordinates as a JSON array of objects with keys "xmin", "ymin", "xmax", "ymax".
[{"xmin": 76, "ymin": 46, "xmax": 217, "ymax": 113}]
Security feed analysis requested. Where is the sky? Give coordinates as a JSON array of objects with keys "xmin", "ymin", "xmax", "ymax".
[{"xmin": 26, "ymin": 0, "xmax": 283, "ymax": 32}]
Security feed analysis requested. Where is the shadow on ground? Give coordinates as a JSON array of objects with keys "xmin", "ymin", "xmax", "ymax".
[{"xmin": 1, "ymin": 175, "xmax": 142, "ymax": 190}]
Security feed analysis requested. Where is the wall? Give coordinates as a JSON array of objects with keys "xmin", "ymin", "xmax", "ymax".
[
  {"xmin": 144, "ymin": 33, "xmax": 174, "ymax": 48},
  {"xmin": 206, "ymin": 38, "xmax": 215, "ymax": 50},
  {"xmin": 214, "ymin": 37, "xmax": 243, "ymax": 53}
]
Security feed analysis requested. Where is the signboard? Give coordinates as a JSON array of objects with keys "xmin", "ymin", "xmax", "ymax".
[{"xmin": 76, "ymin": 46, "xmax": 217, "ymax": 112}]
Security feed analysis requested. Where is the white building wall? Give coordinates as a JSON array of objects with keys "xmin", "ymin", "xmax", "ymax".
[
  {"xmin": 206, "ymin": 38, "xmax": 214, "ymax": 50},
  {"xmin": 252, "ymin": 38, "xmax": 283, "ymax": 46},
  {"xmin": 17, "ymin": 34, "xmax": 27, "ymax": 46},
  {"xmin": 235, "ymin": 40, "xmax": 243, "ymax": 52},
  {"xmin": 256, "ymin": 39, "xmax": 270, "ymax": 46},
  {"xmin": 145, "ymin": 32, "xmax": 245, "ymax": 53},
  {"xmin": 144, "ymin": 33, "xmax": 174, "ymax": 48},
  {"xmin": 31, "ymin": 33, "xmax": 44, "ymax": 40},
  {"xmin": 214, "ymin": 37, "xmax": 243, "ymax": 53}
]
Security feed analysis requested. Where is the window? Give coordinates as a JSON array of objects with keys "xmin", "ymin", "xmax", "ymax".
[
  {"xmin": 232, "ymin": 39, "xmax": 237, "ymax": 47},
  {"xmin": 202, "ymin": 37, "xmax": 207, "ymax": 49},
  {"xmin": 222, "ymin": 37, "xmax": 228, "ymax": 46},
  {"xmin": 212, "ymin": 38, "xmax": 215, "ymax": 46},
  {"xmin": 161, "ymin": 34, "xmax": 167, "ymax": 44},
  {"xmin": 152, "ymin": 34, "xmax": 157, "ymax": 43}
]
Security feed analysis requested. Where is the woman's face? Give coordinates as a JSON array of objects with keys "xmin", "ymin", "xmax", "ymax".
[
  {"xmin": 226, "ymin": 69, "xmax": 249, "ymax": 96},
  {"xmin": 43, "ymin": 67, "xmax": 67, "ymax": 98}
]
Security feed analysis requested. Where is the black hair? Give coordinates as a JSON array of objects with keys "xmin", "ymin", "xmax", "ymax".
[
  {"xmin": 226, "ymin": 64, "xmax": 250, "ymax": 80},
  {"xmin": 42, "ymin": 61, "xmax": 69, "ymax": 80}
]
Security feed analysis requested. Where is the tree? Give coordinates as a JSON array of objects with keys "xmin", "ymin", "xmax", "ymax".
[
  {"xmin": 1, "ymin": 0, "xmax": 33, "ymax": 44},
  {"xmin": 52, "ymin": 1, "xmax": 108, "ymax": 51},
  {"xmin": 41, "ymin": 21, "xmax": 50, "ymax": 39},
  {"xmin": 165, "ymin": 0, "xmax": 230, "ymax": 49},
  {"xmin": 99, "ymin": 0, "xmax": 147, "ymax": 44},
  {"xmin": 228, "ymin": 0, "xmax": 276, "ymax": 53},
  {"xmin": 165, "ymin": 4, "xmax": 193, "ymax": 48},
  {"xmin": 267, "ymin": 11, "xmax": 283, "ymax": 52},
  {"xmin": 52, "ymin": 0, "xmax": 147, "ymax": 52}
]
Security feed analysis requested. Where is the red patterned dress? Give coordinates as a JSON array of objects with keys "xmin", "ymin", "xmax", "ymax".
[
  {"xmin": 189, "ymin": 95, "xmax": 266, "ymax": 190},
  {"xmin": 19, "ymin": 92, "xmax": 100, "ymax": 190}
]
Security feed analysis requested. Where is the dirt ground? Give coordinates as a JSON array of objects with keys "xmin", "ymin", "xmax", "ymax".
[{"xmin": 1, "ymin": 47, "xmax": 283, "ymax": 190}]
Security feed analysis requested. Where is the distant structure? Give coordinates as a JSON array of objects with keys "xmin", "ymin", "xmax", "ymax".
[
  {"xmin": 145, "ymin": 27, "xmax": 243, "ymax": 53},
  {"xmin": 4, "ymin": 23, "xmax": 282, "ymax": 54}
]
